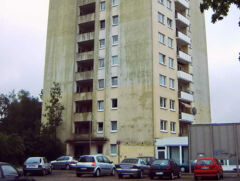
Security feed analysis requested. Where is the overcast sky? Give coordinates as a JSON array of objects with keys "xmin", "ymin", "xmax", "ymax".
[{"xmin": 0, "ymin": 0, "xmax": 240, "ymax": 123}]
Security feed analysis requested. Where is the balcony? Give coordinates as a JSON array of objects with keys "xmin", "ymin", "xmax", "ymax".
[
  {"xmin": 77, "ymin": 32, "xmax": 94, "ymax": 43},
  {"xmin": 178, "ymin": 71, "xmax": 192, "ymax": 82},
  {"xmin": 179, "ymin": 91, "xmax": 193, "ymax": 102},
  {"xmin": 175, "ymin": 12, "xmax": 190, "ymax": 28},
  {"xmin": 180, "ymin": 112, "xmax": 194, "ymax": 122},
  {"xmin": 176, "ymin": 31, "xmax": 191, "ymax": 45},
  {"xmin": 74, "ymin": 113, "xmax": 92, "ymax": 122},
  {"xmin": 74, "ymin": 92, "xmax": 92, "ymax": 101},
  {"xmin": 78, "ymin": 13, "xmax": 95, "ymax": 24},
  {"xmin": 78, "ymin": 0, "xmax": 95, "ymax": 6},
  {"xmin": 177, "ymin": 50, "xmax": 192, "ymax": 64},
  {"xmin": 75, "ymin": 71, "xmax": 93, "ymax": 81},
  {"xmin": 77, "ymin": 51, "xmax": 94, "ymax": 61},
  {"xmin": 175, "ymin": 0, "xmax": 189, "ymax": 9}
]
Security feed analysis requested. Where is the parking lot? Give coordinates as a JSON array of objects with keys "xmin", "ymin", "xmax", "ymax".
[{"xmin": 27, "ymin": 170, "xmax": 240, "ymax": 181}]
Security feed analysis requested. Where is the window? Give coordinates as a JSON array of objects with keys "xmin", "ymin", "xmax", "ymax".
[
  {"xmin": 112, "ymin": 76, "xmax": 118, "ymax": 87},
  {"xmin": 112, "ymin": 98, "xmax": 118, "ymax": 109},
  {"xmin": 170, "ymin": 122, "xmax": 176, "ymax": 132},
  {"xmin": 158, "ymin": 12, "xmax": 164, "ymax": 24},
  {"xmin": 167, "ymin": 18, "xmax": 172, "ymax": 28},
  {"xmin": 167, "ymin": 0, "xmax": 172, "ymax": 9},
  {"xmin": 168, "ymin": 37, "xmax": 173, "ymax": 48},
  {"xmin": 100, "ymin": 20, "xmax": 105, "ymax": 30},
  {"xmin": 169, "ymin": 78, "xmax": 175, "ymax": 89},
  {"xmin": 170, "ymin": 99, "xmax": 175, "ymax": 110},
  {"xmin": 112, "ymin": 15, "xmax": 119, "ymax": 25},
  {"xmin": 169, "ymin": 58, "xmax": 174, "ymax": 68},
  {"xmin": 159, "ymin": 74, "xmax": 166, "ymax": 86},
  {"xmin": 112, "ymin": 0, "xmax": 118, "ymax": 6},
  {"xmin": 100, "ymin": 1, "xmax": 106, "ymax": 11},
  {"xmin": 111, "ymin": 121, "xmax": 117, "ymax": 132},
  {"xmin": 159, "ymin": 53, "xmax": 165, "ymax": 65},
  {"xmin": 97, "ymin": 122, "xmax": 103, "ymax": 133},
  {"xmin": 111, "ymin": 144, "xmax": 117, "ymax": 155},
  {"xmin": 98, "ymin": 79, "xmax": 104, "ymax": 89},
  {"xmin": 99, "ymin": 39, "xmax": 105, "ymax": 48},
  {"xmin": 1, "ymin": 165, "xmax": 18, "ymax": 177},
  {"xmin": 158, "ymin": 33, "xmax": 165, "ymax": 44},
  {"xmin": 97, "ymin": 145, "xmax": 103, "ymax": 154},
  {"xmin": 112, "ymin": 55, "xmax": 118, "ymax": 65},
  {"xmin": 160, "ymin": 120, "xmax": 167, "ymax": 131},
  {"xmin": 160, "ymin": 97, "xmax": 167, "ymax": 109},
  {"xmin": 112, "ymin": 35, "xmax": 119, "ymax": 45},
  {"xmin": 158, "ymin": 0, "xmax": 164, "ymax": 4},
  {"xmin": 98, "ymin": 100, "xmax": 104, "ymax": 111},
  {"xmin": 99, "ymin": 58, "xmax": 104, "ymax": 68}
]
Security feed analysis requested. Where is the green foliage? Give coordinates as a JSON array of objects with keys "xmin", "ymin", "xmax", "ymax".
[{"xmin": 200, "ymin": 0, "xmax": 240, "ymax": 24}]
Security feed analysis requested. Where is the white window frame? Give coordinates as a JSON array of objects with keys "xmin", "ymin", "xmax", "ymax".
[
  {"xmin": 111, "ymin": 120, "xmax": 118, "ymax": 133},
  {"xmin": 111, "ymin": 76, "xmax": 118, "ymax": 87},
  {"xmin": 99, "ymin": 58, "xmax": 104, "ymax": 69},
  {"xmin": 160, "ymin": 120, "xmax": 167, "ymax": 132},
  {"xmin": 169, "ymin": 78, "xmax": 175, "ymax": 89},
  {"xmin": 160, "ymin": 97, "xmax": 167, "ymax": 109},
  {"xmin": 159, "ymin": 53, "xmax": 165, "ymax": 65},
  {"xmin": 167, "ymin": 18, "xmax": 172, "ymax": 28},
  {"xmin": 167, "ymin": 0, "xmax": 172, "ymax": 9},
  {"xmin": 99, "ymin": 39, "xmax": 105, "ymax": 49},
  {"xmin": 158, "ymin": 12, "xmax": 164, "ymax": 24},
  {"xmin": 111, "ymin": 98, "xmax": 118, "ymax": 110},
  {"xmin": 168, "ymin": 37, "xmax": 173, "ymax": 48},
  {"xmin": 159, "ymin": 74, "xmax": 166, "ymax": 86},
  {"xmin": 170, "ymin": 122, "xmax": 176, "ymax": 133},
  {"xmin": 97, "ymin": 122, "xmax": 104, "ymax": 134},
  {"xmin": 100, "ymin": 20, "xmax": 105, "ymax": 30},
  {"xmin": 112, "ymin": 55, "xmax": 119, "ymax": 66},
  {"xmin": 112, "ymin": 35, "xmax": 119, "ymax": 45},
  {"xmin": 158, "ymin": 33, "xmax": 165, "ymax": 44},
  {"xmin": 98, "ymin": 79, "xmax": 104, "ymax": 90},
  {"xmin": 110, "ymin": 144, "xmax": 117, "ymax": 156},
  {"xmin": 98, "ymin": 100, "xmax": 104, "ymax": 111},
  {"xmin": 112, "ymin": 15, "xmax": 119, "ymax": 25},
  {"xmin": 100, "ymin": 1, "xmax": 106, "ymax": 11},
  {"xmin": 112, "ymin": 0, "xmax": 119, "ymax": 6},
  {"xmin": 169, "ymin": 57, "xmax": 174, "ymax": 69},
  {"xmin": 170, "ymin": 99, "xmax": 175, "ymax": 111},
  {"xmin": 158, "ymin": 0, "xmax": 164, "ymax": 4}
]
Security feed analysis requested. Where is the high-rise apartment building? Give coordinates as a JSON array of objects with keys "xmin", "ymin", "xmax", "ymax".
[{"xmin": 42, "ymin": 0, "xmax": 211, "ymax": 163}]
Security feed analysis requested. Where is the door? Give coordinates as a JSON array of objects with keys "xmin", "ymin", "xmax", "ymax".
[
  {"xmin": 96, "ymin": 156, "xmax": 107, "ymax": 175},
  {"xmin": 103, "ymin": 156, "xmax": 113, "ymax": 174},
  {"xmin": 158, "ymin": 151, "xmax": 165, "ymax": 159}
]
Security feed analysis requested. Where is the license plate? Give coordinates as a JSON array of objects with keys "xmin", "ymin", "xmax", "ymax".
[
  {"xmin": 27, "ymin": 165, "xmax": 37, "ymax": 168},
  {"xmin": 81, "ymin": 168, "xmax": 87, "ymax": 170},
  {"xmin": 156, "ymin": 172, "xmax": 163, "ymax": 175},
  {"xmin": 201, "ymin": 167, "xmax": 208, "ymax": 169}
]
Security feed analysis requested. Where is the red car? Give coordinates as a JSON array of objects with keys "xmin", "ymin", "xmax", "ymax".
[{"xmin": 194, "ymin": 158, "xmax": 223, "ymax": 180}]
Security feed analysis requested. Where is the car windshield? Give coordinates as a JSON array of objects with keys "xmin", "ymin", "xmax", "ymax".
[
  {"xmin": 26, "ymin": 158, "xmax": 41, "ymax": 164},
  {"xmin": 152, "ymin": 160, "xmax": 169, "ymax": 166},
  {"xmin": 57, "ymin": 156, "xmax": 70, "ymax": 161},
  {"xmin": 197, "ymin": 160, "xmax": 213, "ymax": 165},
  {"xmin": 121, "ymin": 159, "xmax": 138, "ymax": 164},
  {"xmin": 79, "ymin": 156, "xmax": 95, "ymax": 162}
]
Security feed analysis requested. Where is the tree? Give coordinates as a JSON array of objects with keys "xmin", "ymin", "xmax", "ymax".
[
  {"xmin": 200, "ymin": 0, "xmax": 240, "ymax": 24},
  {"xmin": 43, "ymin": 82, "xmax": 64, "ymax": 141}
]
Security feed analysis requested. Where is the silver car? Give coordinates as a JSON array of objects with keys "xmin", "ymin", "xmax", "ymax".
[
  {"xmin": 116, "ymin": 158, "xmax": 150, "ymax": 178},
  {"xmin": 23, "ymin": 157, "xmax": 52, "ymax": 176},
  {"xmin": 51, "ymin": 156, "xmax": 77, "ymax": 170},
  {"xmin": 76, "ymin": 155, "xmax": 115, "ymax": 177}
]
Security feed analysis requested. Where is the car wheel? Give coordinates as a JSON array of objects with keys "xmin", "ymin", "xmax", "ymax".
[
  {"xmin": 138, "ymin": 170, "xmax": 143, "ymax": 178},
  {"xmin": 111, "ymin": 168, "xmax": 115, "ymax": 176},
  {"xmin": 94, "ymin": 169, "xmax": 100, "ymax": 177},
  {"xmin": 118, "ymin": 174, "xmax": 123, "ymax": 179},
  {"xmin": 48, "ymin": 167, "xmax": 52, "ymax": 175},
  {"xmin": 65, "ymin": 164, "xmax": 70, "ymax": 170},
  {"xmin": 41, "ymin": 169, "xmax": 46, "ymax": 176},
  {"xmin": 169, "ymin": 172, "xmax": 174, "ymax": 180},
  {"xmin": 76, "ymin": 173, "xmax": 81, "ymax": 177},
  {"xmin": 180, "ymin": 167, "xmax": 185, "ymax": 172},
  {"xmin": 177, "ymin": 171, "xmax": 182, "ymax": 178},
  {"xmin": 216, "ymin": 173, "xmax": 220, "ymax": 180}
]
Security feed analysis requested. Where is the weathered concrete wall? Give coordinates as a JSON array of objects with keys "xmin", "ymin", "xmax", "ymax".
[
  {"xmin": 42, "ymin": 0, "xmax": 77, "ymax": 143},
  {"xmin": 189, "ymin": 0, "xmax": 211, "ymax": 124}
]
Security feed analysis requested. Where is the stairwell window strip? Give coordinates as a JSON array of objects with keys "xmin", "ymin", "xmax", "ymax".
[
  {"xmin": 158, "ymin": 0, "xmax": 164, "ymax": 5},
  {"xmin": 167, "ymin": 0, "xmax": 172, "ymax": 9},
  {"xmin": 98, "ymin": 101, "xmax": 104, "ymax": 111},
  {"xmin": 112, "ymin": 76, "xmax": 118, "ymax": 87},
  {"xmin": 99, "ymin": 58, "xmax": 104, "ymax": 68},
  {"xmin": 159, "ymin": 53, "xmax": 165, "ymax": 65},
  {"xmin": 112, "ymin": 55, "xmax": 119, "ymax": 66},
  {"xmin": 100, "ymin": 1, "xmax": 106, "ymax": 11},
  {"xmin": 110, "ymin": 144, "xmax": 117, "ymax": 155},
  {"xmin": 170, "ymin": 122, "xmax": 176, "ymax": 133},
  {"xmin": 168, "ymin": 37, "xmax": 173, "ymax": 48},
  {"xmin": 111, "ymin": 121, "xmax": 118, "ymax": 132},
  {"xmin": 159, "ymin": 74, "xmax": 166, "ymax": 86},
  {"xmin": 112, "ymin": 0, "xmax": 118, "ymax": 6},
  {"xmin": 112, "ymin": 35, "xmax": 119, "ymax": 45},
  {"xmin": 158, "ymin": 33, "xmax": 165, "ymax": 44},
  {"xmin": 169, "ymin": 78, "xmax": 175, "ymax": 89},
  {"xmin": 112, "ymin": 15, "xmax": 119, "ymax": 25},
  {"xmin": 160, "ymin": 120, "xmax": 167, "ymax": 132},
  {"xmin": 169, "ymin": 57, "xmax": 174, "ymax": 68},
  {"xmin": 160, "ymin": 97, "xmax": 167, "ymax": 109},
  {"xmin": 100, "ymin": 39, "xmax": 105, "ymax": 49},
  {"xmin": 170, "ymin": 99, "xmax": 175, "ymax": 111},
  {"xmin": 97, "ymin": 122, "xmax": 104, "ymax": 134},
  {"xmin": 167, "ymin": 18, "xmax": 172, "ymax": 28},
  {"xmin": 98, "ymin": 79, "xmax": 104, "ymax": 89},
  {"xmin": 158, "ymin": 12, "xmax": 164, "ymax": 24}
]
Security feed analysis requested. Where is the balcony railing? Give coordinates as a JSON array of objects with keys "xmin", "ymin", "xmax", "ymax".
[
  {"xmin": 74, "ymin": 92, "xmax": 93, "ymax": 101},
  {"xmin": 178, "ymin": 70, "xmax": 192, "ymax": 82},
  {"xmin": 179, "ymin": 91, "xmax": 193, "ymax": 102},
  {"xmin": 78, "ymin": 13, "xmax": 95, "ymax": 24},
  {"xmin": 177, "ymin": 50, "xmax": 192, "ymax": 64},
  {"xmin": 75, "ymin": 71, "xmax": 93, "ymax": 81},
  {"xmin": 74, "ymin": 113, "xmax": 92, "ymax": 122},
  {"xmin": 77, "ymin": 32, "xmax": 94, "ymax": 42},
  {"xmin": 77, "ymin": 51, "xmax": 94, "ymax": 61},
  {"xmin": 176, "ymin": 31, "xmax": 191, "ymax": 45},
  {"xmin": 175, "ymin": 0, "xmax": 189, "ymax": 9},
  {"xmin": 175, "ymin": 12, "xmax": 190, "ymax": 27},
  {"xmin": 180, "ymin": 112, "xmax": 194, "ymax": 122}
]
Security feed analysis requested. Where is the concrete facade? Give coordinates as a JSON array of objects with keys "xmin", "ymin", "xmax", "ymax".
[{"xmin": 42, "ymin": 0, "xmax": 211, "ymax": 163}]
